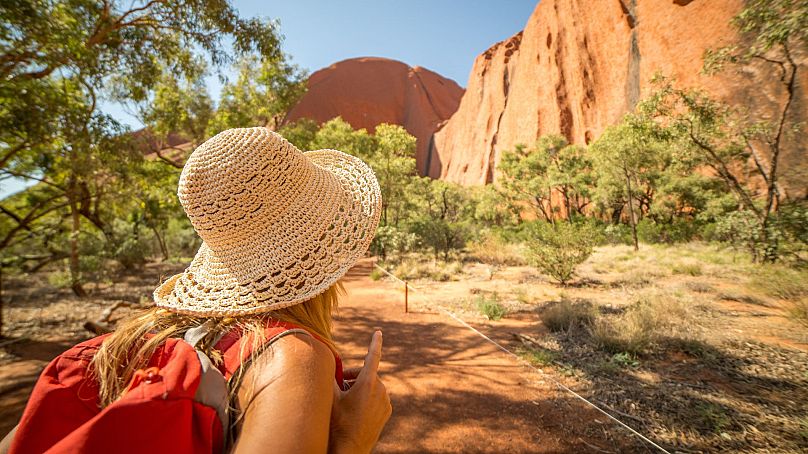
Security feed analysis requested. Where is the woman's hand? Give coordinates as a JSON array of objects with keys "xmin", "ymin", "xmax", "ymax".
[{"xmin": 330, "ymin": 331, "xmax": 392, "ymax": 454}]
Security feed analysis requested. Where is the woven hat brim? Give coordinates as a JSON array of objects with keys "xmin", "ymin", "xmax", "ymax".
[{"xmin": 154, "ymin": 149, "xmax": 381, "ymax": 316}]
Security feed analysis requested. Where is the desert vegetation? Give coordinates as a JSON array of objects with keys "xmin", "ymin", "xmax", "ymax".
[{"xmin": 1, "ymin": 0, "xmax": 806, "ymax": 452}]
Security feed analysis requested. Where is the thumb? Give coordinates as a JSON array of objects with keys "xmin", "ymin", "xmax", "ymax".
[{"xmin": 360, "ymin": 330, "xmax": 383, "ymax": 379}]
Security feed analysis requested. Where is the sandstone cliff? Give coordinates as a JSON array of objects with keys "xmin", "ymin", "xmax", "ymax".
[
  {"xmin": 430, "ymin": 0, "xmax": 806, "ymax": 194},
  {"xmin": 284, "ymin": 57, "xmax": 464, "ymax": 175}
]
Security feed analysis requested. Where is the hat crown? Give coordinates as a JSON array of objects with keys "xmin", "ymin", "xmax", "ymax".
[{"xmin": 177, "ymin": 127, "xmax": 310, "ymax": 248}]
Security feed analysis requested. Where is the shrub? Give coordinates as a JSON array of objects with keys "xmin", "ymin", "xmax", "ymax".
[
  {"xmin": 540, "ymin": 299, "xmax": 596, "ymax": 332},
  {"xmin": 518, "ymin": 346, "xmax": 558, "ymax": 366},
  {"xmin": 165, "ymin": 217, "xmax": 202, "ymax": 259},
  {"xmin": 603, "ymin": 223, "xmax": 633, "ymax": 245},
  {"xmin": 637, "ymin": 218, "xmax": 699, "ymax": 244},
  {"xmin": 369, "ymin": 267, "xmax": 384, "ymax": 281},
  {"xmin": 370, "ymin": 225, "xmax": 418, "ymax": 260},
  {"xmin": 526, "ymin": 222, "xmax": 597, "ymax": 285},
  {"xmin": 47, "ymin": 269, "xmax": 73, "ymax": 289},
  {"xmin": 392, "ymin": 257, "xmax": 463, "ymax": 282},
  {"xmin": 610, "ymin": 352, "xmax": 640, "ymax": 369},
  {"xmin": 114, "ymin": 237, "xmax": 148, "ymax": 270},
  {"xmin": 476, "ymin": 294, "xmax": 506, "ymax": 320}
]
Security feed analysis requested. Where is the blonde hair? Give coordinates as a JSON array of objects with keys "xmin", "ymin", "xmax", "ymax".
[{"xmin": 91, "ymin": 282, "xmax": 343, "ymax": 408}]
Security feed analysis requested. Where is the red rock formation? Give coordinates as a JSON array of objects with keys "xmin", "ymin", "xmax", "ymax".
[
  {"xmin": 284, "ymin": 57, "xmax": 464, "ymax": 175},
  {"xmin": 431, "ymin": 0, "xmax": 807, "ymax": 195}
]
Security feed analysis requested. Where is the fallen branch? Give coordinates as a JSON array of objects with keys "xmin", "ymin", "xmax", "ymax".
[
  {"xmin": 83, "ymin": 321, "xmax": 112, "ymax": 336},
  {"xmin": 84, "ymin": 301, "xmax": 137, "ymax": 335},
  {"xmin": 100, "ymin": 301, "xmax": 132, "ymax": 324}
]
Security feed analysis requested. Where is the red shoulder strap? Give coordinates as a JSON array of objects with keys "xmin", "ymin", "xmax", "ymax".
[{"xmin": 214, "ymin": 319, "xmax": 344, "ymax": 387}]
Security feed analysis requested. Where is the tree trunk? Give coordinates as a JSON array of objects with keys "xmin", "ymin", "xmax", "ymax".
[
  {"xmin": 68, "ymin": 187, "xmax": 87, "ymax": 297},
  {"xmin": 151, "ymin": 225, "xmax": 169, "ymax": 261},
  {"xmin": 624, "ymin": 167, "xmax": 639, "ymax": 251}
]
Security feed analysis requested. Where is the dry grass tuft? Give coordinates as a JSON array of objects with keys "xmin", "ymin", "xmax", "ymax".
[
  {"xmin": 589, "ymin": 290, "xmax": 695, "ymax": 355},
  {"xmin": 750, "ymin": 266, "xmax": 808, "ymax": 301},
  {"xmin": 788, "ymin": 298, "xmax": 808, "ymax": 328},
  {"xmin": 467, "ymin": 235, "xmax": 527, "ymax": 266},
  {"xmin": 392, "ymin": 257, "xmax": 463, "ymax": 282},
  {"xmin": 672, "ymin": 262, "xmax": 704, "ymax": 276},
  {"xmin": 540, "ymin": 298, "xmax": 597, "ymax": 332}
]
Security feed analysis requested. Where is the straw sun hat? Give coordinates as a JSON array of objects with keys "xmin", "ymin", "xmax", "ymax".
[{"xmin": 153, "ymin": 127, "xmax": 382, "ymax": 316}]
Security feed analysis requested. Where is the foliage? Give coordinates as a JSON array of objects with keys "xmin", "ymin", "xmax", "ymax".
[
  {"xmin": 636, "ymin": 218, "xmax": 700, "ymax": 244},
  {"xmin": 408, "ymin": 177, "xmax": 476, "ymax": 260},
  {"xmin": 370, "ymin": 225, "xmax": 417, "ymax": 260},
  {"xmin": 498, "ymin": 135, "xmax": 593, "ymax": 222},
  {"xmin": 207, "ymin": 55, "xmax": 307, "ymax": 133},
  {"xmin": 277, "ymin": 118, "xmax": 319, "ymax": 151},
  {"xmin": 475, "ymin": 294, "xmax": 506, "ymax": 320},
  {"xmin": 699, "ymin": 0, "xmax": 805, "ymax": 262},
  {"xmin": 0, "ymin": 0, "xmax": 285, "ymax": 295},
  {"xmin": 312, "ymin": 117, "xmax": 375, "ymax": 161},
  {"xmin": 526, "ymin": 222, "xmax": 597, "ymax": 285},
  {"xmin": 373, "ymin": 124, "xmax": 418, "ymax": 227},
  {"xmin": 588, "ymin": 112, "xmax": 673, "ymax": 250}
]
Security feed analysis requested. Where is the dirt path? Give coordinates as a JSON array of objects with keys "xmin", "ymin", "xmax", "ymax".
[{"xmin": 334, "ymin": 259, "xmax": 642, "ymax": 453}]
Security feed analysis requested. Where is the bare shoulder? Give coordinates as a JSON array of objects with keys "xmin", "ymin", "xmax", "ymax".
[{"xmin": 237, "ymin": 331, "xmax": 336, "ymax": 404}]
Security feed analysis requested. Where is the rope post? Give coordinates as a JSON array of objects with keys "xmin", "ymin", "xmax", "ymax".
[{"xmin": 404, "ymin": 281, "xmax": 409, "ymax": 314}]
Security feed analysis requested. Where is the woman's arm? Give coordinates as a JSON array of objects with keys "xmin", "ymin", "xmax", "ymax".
[{"xmin": 232, "ymin": 333, "xmax": 335, "ymax": 454}]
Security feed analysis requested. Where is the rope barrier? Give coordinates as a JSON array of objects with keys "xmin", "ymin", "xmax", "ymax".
[{"xmin": 372, "ymin": 262, "xmax": 671, "ymax": 454}]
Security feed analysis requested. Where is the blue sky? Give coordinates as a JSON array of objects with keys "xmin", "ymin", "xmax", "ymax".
[{"xmin": 1, "ymin": 1, "xmax": 536, "ymax": 198}]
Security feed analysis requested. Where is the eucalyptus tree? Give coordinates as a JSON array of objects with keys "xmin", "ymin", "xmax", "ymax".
[
  {"xmin": 498, "ymin": 135, "xmax": 593, "ymax": 224},
  {"xmin": 699, "ymin": 0, "xmax": 807, "ymax": 261},
  {"xmin": 0, "ymin": 0, "xmax": 284, "ymax": 295}
]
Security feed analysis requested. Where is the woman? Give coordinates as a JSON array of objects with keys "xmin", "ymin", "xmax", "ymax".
[{"xmin": 1, "ymin": 127, "xmax": 391, "ymax": 453}]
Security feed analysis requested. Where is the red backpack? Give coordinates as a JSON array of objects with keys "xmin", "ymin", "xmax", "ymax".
[{"xmin": 9, "ymin": 319, "xmax": 344, "ymax": 454}]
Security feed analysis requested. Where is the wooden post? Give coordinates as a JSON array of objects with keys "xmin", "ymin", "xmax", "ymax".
[{"xmin": 404, "ymin": 281, "xmax": 409, "ymax": 314}]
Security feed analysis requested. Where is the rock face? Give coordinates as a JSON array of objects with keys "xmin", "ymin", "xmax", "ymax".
[
  {"xmin": 284, "ymin": 57, "xmax": 464, "ymax": 175},
  {"xmin": 431, "ymin": 0, "xmax": 807, "ymax": 194}
]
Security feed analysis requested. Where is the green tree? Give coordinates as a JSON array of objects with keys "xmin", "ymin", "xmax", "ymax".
[
  {"xmin": 207, "ymin": 54, "xmax": 307, "ymax": 134},
  {"xmin": 590, "ymin": 114, "xmax": 668, "ymax": 251},
  {"xmin": 641, "ymin": 75, "xmax": 799, "ymax": 261},
  {"xmin": 372, "ymin": 124, "xmax": 417, "ymax": 227},
  {"xmin": 0, "ymin": 0, "xmax": 283, "ymax": 295},
  {"xmin": 701, "ymin": 0, "xmax": 807, "ymax": 261},
  {"xmin": 277, "ymin": 118, "xmax": 319, "ymax": 151},
  {"xmin": 408, "ymin": 177, "xmax": 476, "ymax": 261},
  {"xmin": 311, "ymin": 117, "xmax": 375, "ymax": 161},
  {"xmin": 498, "ymin": 135, "xmax": 593, "ymax": 223}
]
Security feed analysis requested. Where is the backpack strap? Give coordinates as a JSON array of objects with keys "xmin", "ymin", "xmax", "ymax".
[{"xmin": 183, "ymin": 320, "xmax": 230, "ymax": 444}]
